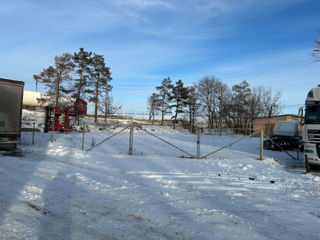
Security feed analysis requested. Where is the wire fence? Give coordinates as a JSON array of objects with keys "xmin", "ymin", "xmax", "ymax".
[{"xmin": 20, "ymin": 118, "xmax": 310, "ymax": 172}]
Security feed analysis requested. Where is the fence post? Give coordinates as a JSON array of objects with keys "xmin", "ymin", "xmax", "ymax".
[
  {"xmin": 305, "ymin": 155, "xmax": 310, "ymax": 173},
  {"xmin": 197, "ymin": 129, "xmax": 200, "ymax": 159},
  {"xmin": 32, "ymin": 122, "xmax": 35, "ymax": 144},
  {"xmin": 128, "ymin": 124, "xmax": 134, "ymax": 155},
  {"xmin": 50, "ymin": 120, "xmax": 54, "ymax": 143},
  {"xmin": 260, "ymin": 130, "xmax": 264, "ymax": 160},
  {"xmin": 81, "ymin": 126, "xmax": 85, "ymax": 151}
]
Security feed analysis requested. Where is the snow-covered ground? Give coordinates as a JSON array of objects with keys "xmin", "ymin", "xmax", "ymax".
[{"xmin": 1, "ymin": 125, "xmax": 320, "ymax": 239}]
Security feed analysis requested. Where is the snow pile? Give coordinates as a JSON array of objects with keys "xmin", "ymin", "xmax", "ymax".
[{"xmin": 0, "ymin": 126, "xmax": 319, "ymax": 239}]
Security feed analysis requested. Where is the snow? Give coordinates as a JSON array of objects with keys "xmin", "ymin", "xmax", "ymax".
[{"xmin": 1, "ymin": 123, "xmax": 320, "ymax": 239}]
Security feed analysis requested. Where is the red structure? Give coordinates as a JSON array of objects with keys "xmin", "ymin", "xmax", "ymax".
[
  {"xmin": 75, "ymin": 98, "xmax": 87, "ymax": 116},
  {"xmin": 44, "ymin": 98, "xmax": 87, "ymax": 133}
]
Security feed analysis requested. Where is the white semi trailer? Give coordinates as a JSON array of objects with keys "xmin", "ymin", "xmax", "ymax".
[
  {"xmin": 0, "ymin": 78, "xmax": 24, "ymax": 150},
  {"xmin": 302, "ymin": 85, "xmax": 320, "ymax": 166}
]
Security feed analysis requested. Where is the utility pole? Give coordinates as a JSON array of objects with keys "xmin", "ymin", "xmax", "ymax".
[{"xmin": 267, "ymin": 104, "xmax": 274, "ymax": 137}]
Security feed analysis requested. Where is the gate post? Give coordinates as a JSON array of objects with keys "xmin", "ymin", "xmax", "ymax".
[
  {"xmin": 128, "ymin": 124, "xmax": 134, "ymax": 155},
  {"xmin": 260, "ymin": 130, "xmax": 264, "ymax": 160},
  {"xmin": 305, "ymin": 155, "xmax": 310, "ymax": 173},
  {"xmin": 197, "ymin": 129, "xmax": 200, "ymax": 159},
  {"xmin": 82, "ymin": 125, "xmax": 85, "ymax": 151},
  {"xmin": 32, "ymin": 122, "xmax": 35, "ymax": 144},
  {"xmin": 50, "ymin": 120, "xmax": 54, "ymax": 143}
]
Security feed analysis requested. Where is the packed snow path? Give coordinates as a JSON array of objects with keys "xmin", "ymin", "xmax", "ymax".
[{"xmin": 0, "ymin": 128, "xmax": 320, "ymax": 239}]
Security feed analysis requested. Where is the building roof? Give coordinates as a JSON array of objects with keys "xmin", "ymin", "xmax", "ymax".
[{"xmin": 255, "ymin": 114, "xmax": 299, "ymax": 120}]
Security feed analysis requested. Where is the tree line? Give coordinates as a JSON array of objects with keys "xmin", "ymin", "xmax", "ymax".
[
  {"xmin": 148, "ymin": 76, "xmax": 281, "ymax": 132},
  {"xmin": 33, "ymin": 48, "xmax": 118, "ymax": 123}
]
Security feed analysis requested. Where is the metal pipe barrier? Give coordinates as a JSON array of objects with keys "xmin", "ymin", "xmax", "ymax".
[
  {"xmin": 201, "ymin": 131, "xmax": 259, "ymax": 159},
  {"xmin": 86, "ymin": 126, "xmax": 130, "ymax": 152}
]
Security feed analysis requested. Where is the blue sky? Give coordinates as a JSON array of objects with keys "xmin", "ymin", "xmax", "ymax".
[{"xmin": 0, "ymin": 0, "xmax": 320, "ymax": 114}]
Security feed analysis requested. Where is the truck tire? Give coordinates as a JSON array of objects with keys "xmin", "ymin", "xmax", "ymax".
[{"xmin": 263, "ymin": 139, "xmax": 272, "ymax": 150}]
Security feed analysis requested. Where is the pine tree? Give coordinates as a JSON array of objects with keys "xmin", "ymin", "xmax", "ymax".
[
  {"xmin": 147, "ymin": 93, "xmax": 161, "ymax": 123},
  {"xmin": 169, "ymin": 80, "xmax": 189, "ymax": 130},
  {"xmin": 156, "ymin": 77, "xmax": 173, "ymax": 125},
  {"xmin": 33, "ymin": 53, "xmax": 74, "ymax": 107},
  {"xmin": 88, "ymin": 54, "xmax": 112, "ymax": 123},
  {"xmin": 72, "ymin": 48, "xmax": 92, "ymax": 99}
]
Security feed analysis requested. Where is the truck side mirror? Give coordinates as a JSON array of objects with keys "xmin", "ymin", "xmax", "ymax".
[{"xmin": 298, "ymin": 107, "xmax": 304, "ymax": 125}]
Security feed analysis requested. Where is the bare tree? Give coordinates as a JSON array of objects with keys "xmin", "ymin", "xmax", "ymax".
[
  {"xmin": 185, "ymin": 85, "xmax": 201, "ymax": 132},
  {"xmin": 262, "ymin": 88, "xmax": 282, "ymax": 136},
  {"xmin": 247, "ymin": 86, "xmax": 264, "ymax": 130},
  {"xmin": 196, "ymin": 76, "xmax": 222, "ymax": 128},
  {"xmin": 98, "ymin": 91, "xmax": 121, "ymax": 123}
]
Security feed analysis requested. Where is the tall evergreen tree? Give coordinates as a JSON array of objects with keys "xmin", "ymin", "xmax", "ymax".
[
  {"xmin": 72, "ymin": 48, "xmax": 92, "ymax": 99},
  {"xmin": 33, "ymin": 53, "xmax": 74, "ymax": 106},
  {"xmin": 156, "ymin": 77, "xmax": 173, "ymax": 125},
  {"xmin": 169, "ymin": 80, "xmax": 189, "ymax": 130},
  {"xmin": 88, "ymin": 54, "xmax": 112, "ymax": 123},
  {"xmin": 147, "ymin": 93, "xmax": 161, "ymax": 124}
]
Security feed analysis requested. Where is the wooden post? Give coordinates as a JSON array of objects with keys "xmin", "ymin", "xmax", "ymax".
[
  {"xmin": 128, "ymin": 124, "xmax": 134, "ymax": 155},
  {"xmin": 81, "ymin": 127, "xmax": 85, "ymax": 151},
  {"xmin": 305, "ymin": 155, "xmax": 310, "ymax": 173},
  {"xmin": 260, "ymin": 130, "xmax": 264, "ymax": 160},
  {"xmin": 50, "ymin": 120, "xmax": 54, "ymax": 143},
  {"xmin": 32, "ymin": 122, "xmax": 35, "ymax": 144},
  {"xmin": 197, "ymin": 129, "xmax": 200, "ymax": 159}
]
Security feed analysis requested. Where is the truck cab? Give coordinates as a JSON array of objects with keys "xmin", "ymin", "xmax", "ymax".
[{"xmin": 303, "ymin": 86, "xmax": 320, "ymax": 165}]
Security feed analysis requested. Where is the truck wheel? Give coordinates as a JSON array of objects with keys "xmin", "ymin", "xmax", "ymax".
[{"xmin": 263, "ymin": 139, "xmax": 272, "ymax": 150}]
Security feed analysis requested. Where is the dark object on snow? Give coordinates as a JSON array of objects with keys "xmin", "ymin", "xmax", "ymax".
[
  {"xmin": 263, "ymin": 136, "xmax": 301, "ymax": 151},
  {"xmin": 249, "ymin": 177, "xmax": 255, "ymax": 180},
  {"xmin": 2, "ymin": 150, "xmax": 23, "ymax": 157},
  {"xmin": 270, "ymin": 180, "xmax": 275, "ymax": 184}
]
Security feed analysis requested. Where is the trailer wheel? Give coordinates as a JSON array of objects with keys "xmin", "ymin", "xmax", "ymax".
[{"xmin": 263, "ymin": 139, "xmax": 272, "ymax": 150}]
